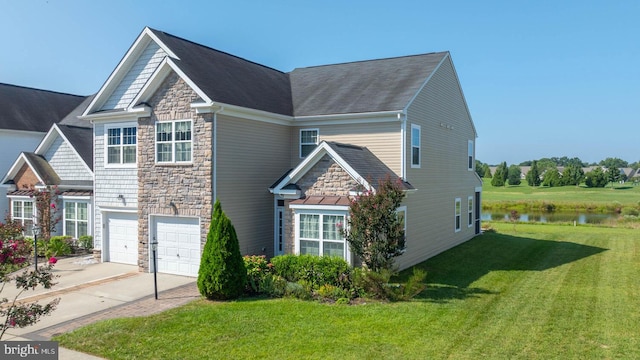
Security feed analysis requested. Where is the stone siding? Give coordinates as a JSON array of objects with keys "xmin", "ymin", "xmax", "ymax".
[
  {"xmin": 296, "ymin": 155, "xmax": 358, "ymax": 196},
  {"xmin": 137, "ymin": 72, "xmax": 213, "ymax": 271}
]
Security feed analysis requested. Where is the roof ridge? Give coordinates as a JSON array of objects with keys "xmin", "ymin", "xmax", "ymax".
[
  {"xmin": 293, "ymin": 51, "xmax": 449, "ymax": 71},
  {"xmin": 0, "ymin": 82, "xmax": 87, "ymax": 98},
  {"xmin": 148, "ymin": 27, "xmax": 288, "ymax": 75}
]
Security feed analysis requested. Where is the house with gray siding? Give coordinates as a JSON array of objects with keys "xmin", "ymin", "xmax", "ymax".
[
  {"xmin": 1, "ymin": 93, "xmax": 94, "ymax": 239},
  {"xmin": 81, "ymin": 27, "xmax": 481, "ymax": 276}
]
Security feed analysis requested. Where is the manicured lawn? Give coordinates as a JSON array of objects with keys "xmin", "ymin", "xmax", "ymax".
[
  {"xmin": 56, "ymin": 223, "xmax": 640, "ymax": 359},
  {"xmin": 482, "ymin": 179, "xmax": 640, "ymax": 211}
]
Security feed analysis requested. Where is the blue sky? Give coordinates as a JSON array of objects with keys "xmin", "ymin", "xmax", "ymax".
[{"xmin": 1, "ymin": 0, "xmax": 638, "ymax": 165}]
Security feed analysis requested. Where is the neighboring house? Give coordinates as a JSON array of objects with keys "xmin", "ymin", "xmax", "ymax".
[
  {"xmin": 80, "ymin": 27, "xmax": 481, "ymax": 276},
  {"xmin": 1, "ymin": 96, "xmax": 94, "ymax": 239},
  {"xmin": 0, "ymin": 83, "xmax": 87, "ymax": 219}
]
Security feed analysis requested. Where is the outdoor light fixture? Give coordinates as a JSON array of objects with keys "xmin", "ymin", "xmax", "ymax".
[{"xmin": 151, "ymin": 237, "xmax": 159, "ymax": 300}]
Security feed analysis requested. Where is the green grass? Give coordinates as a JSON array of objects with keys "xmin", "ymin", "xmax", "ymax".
[
  {"xmin": 56, "ymin": 223, "xmax": 640, "ymax": 359},
  {"xmin": 481, "ymin": 179, "xmax": 640, "ymax": 212}
]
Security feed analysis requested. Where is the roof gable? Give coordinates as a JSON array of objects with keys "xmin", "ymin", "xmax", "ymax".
[
  {"xmin": 1, "ymin": 152, "xmax": 59, "ymax": 187},
  {"xmin": 34, "ymin": 124, "xmax": 93, "ymax": 172},
  {"xmin": 271, "ymin": 141, "xmax": 413, "ymax": 196},
  {"xmin": 0, "ymin": 83, "xmax": 86, "ymax": 132}
]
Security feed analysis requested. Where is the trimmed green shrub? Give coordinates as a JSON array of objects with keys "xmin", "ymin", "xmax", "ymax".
[
  {"xmin": 197, "ymin": 200, "xmax": 247, "ymax": 300},
  {"xmin": 78, "ymin": 235, "xmax": 93, "ymax": 250},
  {"xmin": 270, "ymin": 254, "xmax": 351, "ymax": 289}
]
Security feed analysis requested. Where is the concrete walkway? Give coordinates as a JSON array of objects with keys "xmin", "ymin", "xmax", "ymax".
[{"xmin": 2, "ymin": 256, "xmax": 200, "ymax": 359}]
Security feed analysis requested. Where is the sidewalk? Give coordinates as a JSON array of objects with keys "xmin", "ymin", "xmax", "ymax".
[{"xmin": 2, "ymin": 256, "xmax": 200, "ymax": 359}]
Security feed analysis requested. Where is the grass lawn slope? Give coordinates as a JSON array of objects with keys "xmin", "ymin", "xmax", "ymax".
[{"xmin": 56, "ymin": 222, "xmax": 639, "ymax": 359}]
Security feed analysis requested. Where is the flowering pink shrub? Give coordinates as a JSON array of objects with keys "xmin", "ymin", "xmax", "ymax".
[{"xmin": 48, "ymin": 257, "xmax": 57, "ymax": 264}]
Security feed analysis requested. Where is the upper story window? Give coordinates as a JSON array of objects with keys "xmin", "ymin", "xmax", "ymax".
[
  {"xmin": 455, "ymin": 198, "xmax": 461, "ymax": 232},
  {"xmin": 106, "ymin": 125, "xmax": 137, "ymax": 165},
  {"xmin": 411, "ymin": 124, "xmax": 421, "ymax": 168},
  {"xmin": 468, "ymin": 140, "xmax": 474, "ymax": 171},
  {"xmin": 156, "ymin": 120, "xmax": 192, "ymax": 163},
  {"xmin": 300, "ymin": 129, "xmax": 319, "ymax": 158}
]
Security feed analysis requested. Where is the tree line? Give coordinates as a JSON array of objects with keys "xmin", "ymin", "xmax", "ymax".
[{"xmin": 475, "ymin": 157, "xmax": 636, "ymax": 188}]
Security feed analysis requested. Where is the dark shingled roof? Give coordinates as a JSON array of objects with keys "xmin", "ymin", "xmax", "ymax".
[
  {"xmin": 0, "ymin": 83, "xmax": 87, "ymax": 132},
  {"xmin": 57, "ymin": 125, "xmax": 94, "ymax": 170},
  {"xmin": 59, "ymin": 94, "xmax": 95, "ymax": 128},
  {"xmin": 324, "ymin": 141, "xmax": 414, "ymax": 191},
  {"xmin": 22, "ymin": 152, "xmax": 60, "ymax": 185},
  {"xmin": 290, "ymin": 52, "xmax": 448, "ymax": 116},
  {"xmin": 148, "ymin": 28, "xmax": 293, "ymax": 116}
]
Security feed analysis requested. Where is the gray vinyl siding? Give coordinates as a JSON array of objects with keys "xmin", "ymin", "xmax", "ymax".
[
  {"xmin": 398, "ymin": 56, "xmax": 481, "ymax": 270},
  {"xmin": 93, "ymin": 123, "xmax": 138, "ymax": 249},
  {"xmin": 44, "ymin": 134, "xmax": 92, "ymax": 181},
  {"xmin": 290, "ymin": 121, "xmax": 402, "ymax": 174},
  {"xmin": 216, "ymin": 115, "xmax": 291, "ymax": 257},
  {"xmin": 101, "ymin": 41, "xmax": 166, "ymax": 110}
]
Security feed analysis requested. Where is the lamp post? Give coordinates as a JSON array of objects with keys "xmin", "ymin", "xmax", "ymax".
[
  {"xmin": 32, "ymin": 218, "xmax": 40, "ymax": 272},
  {"xmin": 151, "ymin": 237, "xmax": 158, "ymax": 300}
]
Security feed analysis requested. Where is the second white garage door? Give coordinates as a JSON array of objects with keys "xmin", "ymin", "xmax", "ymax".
[
  {"xmin": 153, "ymin": 216, "xmax": 201, "ymax": 277},
  {"xmin": 106, "ymin": 212, "xmax": 138, "ymax": 265}
]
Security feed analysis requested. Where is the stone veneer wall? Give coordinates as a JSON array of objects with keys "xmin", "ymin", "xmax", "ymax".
[
  {"xmin": 283, "ymin": 155, "xmax": 358, "ymax": 255},
  {"xmin": 137, "ymin": 72, "xmax": 213, "ymax": 272}
]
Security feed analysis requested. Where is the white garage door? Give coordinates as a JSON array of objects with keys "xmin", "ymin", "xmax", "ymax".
[
  {"xmin": 154, "ymin": 216, "xmax": 201, "ymax": 277},
  {"xmin": 106, "ymin": 212, "xmax": 138, "ymax": 265}
]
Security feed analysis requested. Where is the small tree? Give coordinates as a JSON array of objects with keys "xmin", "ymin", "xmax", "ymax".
[
  {"xmin": 34, "ymin": 186, "xmax": 62, "ymax": 241},
  {"xmin": 491, "ymin": 163, "xmax": 506, "ymax": 187},
  {"xmin": 507, "ymin": 165, "xmax": 522, "ymax": 185},
  {"xmin": 0, "ymin": 217, "xmax": 59, "ymax": 340},
  {"xmin": 561, "ymin": 164, "xmax": 584, "ymax": 186},
  {"xmin": 526, "ymin": 160, "xmax": 541, "ymax": 186},
  {"xmin": 345, "ymin": 177, "xmax": 406, "ymax": 272},
  {"xmin": 197, "ymin": 200, "xmax": 247, "ymax": 300},
  {"xmin": 542, "ymin": 167, "xmax": 562, "ymax": 187},
  {"xmin": 585, "ymin": 167, "xmax": 608, "ymax": 188}
]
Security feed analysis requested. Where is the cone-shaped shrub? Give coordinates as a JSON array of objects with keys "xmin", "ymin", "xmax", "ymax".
[{"xmin": 197, "ymin": 200, "xmax": 247, "ymax": 300}]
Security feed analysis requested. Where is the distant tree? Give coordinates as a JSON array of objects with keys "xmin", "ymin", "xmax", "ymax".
[
  {"xmin": 519, "ymin": 160, "xmax": 532, "ymax": 166},
  {"xmin": 565, "ymin": 157, "xmax": 586, "ymax": 167},
  {"xmin": 198, "ymin": 200, "xmax": 247, "ymax": 300},
  {"xmin": 630, "ymin": 161, "xmax": 640, "ymax": 171},
  {"xmin": 584, "ymin": 167, "xmax": 608, "ymax": 188},
  {"xmin": 491, "ymin": 162, "xmax": 507, "ymax": 187},
  {"xmin": 561, "ymin": 164, "xmax": 584, "ymax": 186},
  {"xmin": 526, "ymin": 160, "xmax": 541, "ymax": 186},
  {"xmin": 500, "ymin": 161, "xmax": 508, "ymax": 184},
  {"xmin": 606, "ymin": 165, "xmax": 621, "ymax": 186},
  {"xmin": 483, "ymin": 166, "xmax": 492, "ymax": 178},
  {"xmin": 599, "ymin": 157, "xmax": 628, "ymax": 169},
  {"xmin": 537, "ymin": 158, "xmax": 557, "ymax": 173},
  {"xmin": 475, "ymin": 160, "xmax": 487, "ymax": 178},
  {"xmin": 542, "ymin": 167, "xmax": 562, "ymax": 187},
  {"xmin": 507, "ymin": 165, "xmax": 522, "ymax": 185}
]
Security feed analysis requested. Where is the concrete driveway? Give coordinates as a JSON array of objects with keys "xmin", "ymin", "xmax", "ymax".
[{"xmin": 2, "ymin": 255, "xmax": 200, "ymax": 359}]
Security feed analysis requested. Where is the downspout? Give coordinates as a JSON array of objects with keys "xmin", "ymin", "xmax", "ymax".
[{"xmin": 212, "ymin": 106, "xmax": 223, "ymax": 202}]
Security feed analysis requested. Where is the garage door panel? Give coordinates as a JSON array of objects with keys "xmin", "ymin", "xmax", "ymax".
[
  {"xmin": 154, "ymin": 216, "xmax": 200, "ymax": 277},
  {"xmin": 107, "ymin": 212, "xmax": 138, "ymax": 265}
]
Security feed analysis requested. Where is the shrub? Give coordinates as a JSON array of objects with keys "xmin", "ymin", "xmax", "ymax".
[
  {"xmin": 46, "ymin": 236, "xmax": 72, "ymax": 258},
  {"xmin": 78, "ymin": 235, "xmax": 93, "ymax": 250},
  {"xmin": 270, "ymin": 254, "xmax": 351, "ymax": 290},
  {"xmin": 244, "ymin": 255, "xmax": 273, "ymax": 295},
  {"xmin": 197, "ymin": 200, "xmax": 247, "ymax": 300}
]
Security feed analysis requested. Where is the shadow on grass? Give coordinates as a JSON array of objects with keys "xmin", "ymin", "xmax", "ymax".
[{"xmin": 398, "ymin": 231, "xmax": 608, "ymax": 303}]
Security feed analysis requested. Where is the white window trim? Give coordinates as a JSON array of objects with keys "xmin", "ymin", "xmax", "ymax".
[
  {"xmin": 468, "ymin": 196, "xmax": 473, "ymax": 228},
  {"xmin": 396, "ymin": 206, "xmax": 407, "ymax": 234},
  {"xmin": 411, "ymin": 124, "xmax": 421, "ymax": 168},
  {"xmin": 294, "ymin": 209, "xmax": 350, "ymax": 264},
  {"xmin": 10, "ymin": 197, "xmax": 35, "ymax": 236},
  {"xmin": 155, "ymin": 119, "xmax": 193, "ymax": 164},
  {"xmin": 104, "ymin": 122, "xmax": 138, "ymax": 168},
  {"xmin": 62, "ymin": 199, "xmax": 92, "ymax": 239},
  {"xmin": 455, "ymin": 197, "xmax": 462, "ymax": 233},
  {"xmin": 468, "ymin": 140, "xmax": 474, "ymax": 171},
  {"xmin": 299, "ymin": 128, "xmax": 319, "ymax": 158}
]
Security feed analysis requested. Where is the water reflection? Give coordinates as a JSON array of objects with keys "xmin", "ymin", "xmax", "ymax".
[{"xmin": 481, "ymin": 211, "xmax": 615, "ymax": 224}]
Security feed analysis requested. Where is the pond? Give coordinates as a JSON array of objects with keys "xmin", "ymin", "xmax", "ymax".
[{"xmin": 481, "ymin": 211, "xmax": 617, "ymax": 224}]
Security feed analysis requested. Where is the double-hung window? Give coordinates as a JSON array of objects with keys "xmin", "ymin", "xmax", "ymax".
[
  {"xmin": 300, "ymin": 129, "xmax": 319, "ymax": 158},
  {"xmin": 12, "ymin": 199, "xmax": 34, "ymax": 235},
  {"xmin": 64, "ymin": 201, "xmax": 89, "ymax": 238},
  {"xmin": 468, "ymin": 196, "xmax": 473, "ymax": 227},
  {"xmin": 468, "ymin": 140, "xmax": 474, "ymax": 171},
  {"xmin": 106, "ymin": 125, "xmax": 137, "ymax": 165},
  {"xmin": 411, "ymin": 124, "xmax": 421, "ymax": 168},
  {"xmin": 455, "ymin": 198, "xmax": 461, "ymax": 232},
  {"xmin": 156, "ymin": 120, "xmax": 192, "ymax": 163},
  {"xmin": 299, "ymin": 213, "xmax": 346, "ymax": 259}
]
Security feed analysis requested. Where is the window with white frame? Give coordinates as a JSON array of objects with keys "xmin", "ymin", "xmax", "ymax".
[
  {"xmin": 64, "ymin": 201, "xmax": 89, "ymax": 238},
  {"xmin": 11, "ymin": 199, "xmax": 34, "ymax": 235},
  {"xmin": 300, "ymin": 129, "xmax": 319, "ymax": 158},
  {"xmin": 156, "ymin": 120, "xmax": 192, "ymax": 163},
  {"xmin": 298, "ymin": 213, "xmax": 346, "ymax": 259},
  {"xmin": 106, "ymin": 125, "xmax": 137, "ymax": 165},
  {"xmin": 468, "ymin": 196, "xmax": 473, "ymax": 227},
  {"xmin": 455, "ymin": 198, "xmax": 461, "ymax": 232},
  {"xmin": 468, "ymin": 140, "xmax": 474, "ymax": 170},
  {"xmin": 411, "ymin": 124, "xmax": 421, "ymax": 168}
]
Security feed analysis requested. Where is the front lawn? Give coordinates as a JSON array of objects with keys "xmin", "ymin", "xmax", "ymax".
[{"xmin": 56, "ymin": 223, "xmax": 640, "ymax": 359}]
